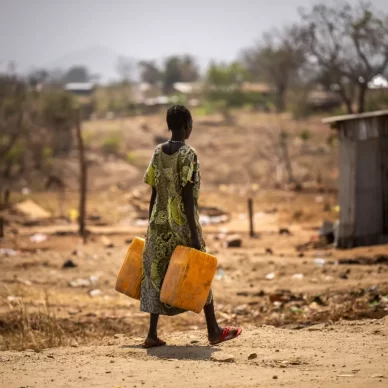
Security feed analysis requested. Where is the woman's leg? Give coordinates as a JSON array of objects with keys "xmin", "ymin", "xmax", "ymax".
[
  {"xmin": 144, "ymin": 313, "xmax": 166, "ymax": 348},
  {"xmin": 204, "ymin": 300, "xmax": 242, "ymax": 344},
  {"xmin": 204, "ymin": 300, "xmax": 222, "ymax": 339},
  {"xmin": 147, "ymin": 313, "xmax": 159, "ymax": 340}
]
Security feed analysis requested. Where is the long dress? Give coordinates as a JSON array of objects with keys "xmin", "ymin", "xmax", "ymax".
[{"xmin": 140, "ymin": 144, "xmax": 212, "ymax": 316}]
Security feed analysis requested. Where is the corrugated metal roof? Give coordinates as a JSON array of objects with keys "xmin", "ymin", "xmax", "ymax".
[
  {"xmin": 368, "ymin": 74, "xmax": 388, "ymax": 89},
  {"xmin": 173, "ymin": 82, "xmax": 202, "ymax": 94},
  {"xmin": 241, "ymin": 82, "xmax": 271, "ymax": 93},
  {"xmin": 323, "ymin": 110, "xmax": 388, "ymax": 125},
  {"xmin": 65, "ymin": 82, "xmax": 94, "ymax": 91}
]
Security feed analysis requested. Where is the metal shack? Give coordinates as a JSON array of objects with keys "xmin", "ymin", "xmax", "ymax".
[{"xmin": 323, "ymin": 110, "xmax": 388, "ymax": 248}]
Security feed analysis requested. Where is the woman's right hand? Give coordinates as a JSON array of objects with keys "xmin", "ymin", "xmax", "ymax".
[{"xmin": 191, "ymin": 234, "xmax": 201, "ymax": 251}]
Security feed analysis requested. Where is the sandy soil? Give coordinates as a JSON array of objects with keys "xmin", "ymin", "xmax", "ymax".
[
  {"xmin": 1, "ymin": 190, "xmax": 388, "ymax": 387},
  {"xmin": 1, "ymin": 318, "xmax": 387, "ymax": 388},
  {"xmin": 0, "ymin": 109, "xmax": 387, "ymax": 388}
]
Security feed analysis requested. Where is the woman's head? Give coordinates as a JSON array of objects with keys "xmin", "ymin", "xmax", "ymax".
[{"xmin": 166, "ymin": 105, "xmax": 193, "ymax": 139}]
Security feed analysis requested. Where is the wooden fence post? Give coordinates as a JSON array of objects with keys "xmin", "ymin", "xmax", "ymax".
[
  {"xmin": 0, "ymin": 189, "xmax": 10, "ymax": 239},
  {"xmin": 248, "ymin": 198, "xmax": 254, "ymax": 238},
  {"xmin": 0, "ymin": 217, "xmax": 4, "ymax": 238},
  {"xmin": 75, "ymin": 108, "xmax": 88, "ymax": 243}
]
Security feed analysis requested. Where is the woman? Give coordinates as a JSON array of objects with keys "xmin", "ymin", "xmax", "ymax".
[{"xmin": 141, "ymin": 105, "xmax": 242, "ymax": 348}]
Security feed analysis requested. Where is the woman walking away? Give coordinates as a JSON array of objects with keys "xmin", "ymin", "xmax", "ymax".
[{"xmin": 141, "ymin": 105, "xmax": 242, "ymax": 348}]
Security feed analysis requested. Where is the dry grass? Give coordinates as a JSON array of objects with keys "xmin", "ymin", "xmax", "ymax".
[
  {"xmin": 0, "ymin": 287, "xmax": 141, "ymax": 351},
  {"xmin": 0, "ymin": 289, "xmax": 67, "ymax": 351},
  {"xmin": 2, "ymin": 281, "xmax": 387, "ymax": 351},
  {"xmin": 82, "ymin": 111, "xmax": 337, "ymax": 190}
]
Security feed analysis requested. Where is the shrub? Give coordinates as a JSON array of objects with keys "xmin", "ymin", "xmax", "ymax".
[
  {"xmin": 102, "ymin": 135, "xmax": 121, "ymax": 156},
  {"xmin": 290, "ymin": 99, "xmax": 312, "ymax": 120},
  {"xmin": 126, "ymin": 151, "xmax": 136, "ymax": 164},
  {"xmin": 299, "ymin": 129, "xmax": 312, "ymax": 142},
  {"xmin": 43, "ymin": 146, "xmax": 53, "ymax": 159}
]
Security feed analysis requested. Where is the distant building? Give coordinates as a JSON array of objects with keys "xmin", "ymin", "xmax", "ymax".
[
  {"xmin": 368, "ymin": 74, "xmax": 388, "ymax": 89},
  {"xmin": 240, "ymin": 82, "xmax": 271, "ymax": 95},
  {"xmin": 307, "ymin": 89, "xmax": 342, "ymax": 111},
  {"xmin": 131, "ymin": 82, "xmax": 163, "ymax": 104},
  {"xmin": 323, "ymin": 110, "xmax": 388, "ymax": 248},
  {"xmin": 64, "ymin": 82, "xmax": 94, "ymax": 96},
  {"xmin": 173, "ymin": 82, "xmax": 202, "ymax": 95}
]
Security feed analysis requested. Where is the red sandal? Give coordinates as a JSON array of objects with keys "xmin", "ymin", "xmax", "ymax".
[{"xmin": 209, "ymin": 327, "xmax": 242, "ymax": 345}]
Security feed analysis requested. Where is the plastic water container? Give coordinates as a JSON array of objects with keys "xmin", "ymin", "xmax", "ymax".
[
  {"xmin": 115, "ymin": 237, "xmax": 144, "ymax": 300},
  {"xmin": 160, "ymin": 246, "xmax": 218, "ymax": 313}
]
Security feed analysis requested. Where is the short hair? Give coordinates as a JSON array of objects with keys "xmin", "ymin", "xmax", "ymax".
[{"xmin": 166, "ymin": 105, "xmax": 192, "ymax": 132}]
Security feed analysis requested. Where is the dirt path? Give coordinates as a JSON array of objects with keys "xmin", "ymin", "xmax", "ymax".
[{"xmin": 1, "ymin": 317, "xmax": 387, "ymax": 388}]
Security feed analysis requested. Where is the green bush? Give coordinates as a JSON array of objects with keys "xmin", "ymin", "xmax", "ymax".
[
  {"xmin": 299, "ymin": 129, "xmax": 312, "ymax": 142},
  {"xmin": 366, "ymin": 91, "xmax": 388, "ymax": 112},
  {"xmin": 326, "ymin": 133, "xmax": 338, "ymax": 148},
  {"xmin": 194, "ymin": 103, "xmax": 216, "ymax": 116},
  {"xmin": 102, "ymin": 135, "xmax": 121, "ymax": 156},
  {"xmin": 5, "ymin": 139, "xmax": 25, "ymax": 163},
  {"xmin": 82, "ymin": 130, "xmax": 96, "ymax": 147},
  {"xmin": 330, "ymin": 106, "xmax": 348, "ymax": 116},
  {"xmin": 43, "ymin": 146, "xmax": 53, "ymax": 159},
  {"xmin": 126, "ymin": 151, "xmax": 136, "ymax": 164},
  {"xmin": 290, "ymin": 99, "xmax": 313, "ymax": 120}
]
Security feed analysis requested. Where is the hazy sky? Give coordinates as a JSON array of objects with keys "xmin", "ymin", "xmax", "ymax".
[{"xmin": 1, "ymin": 0, "xmax": 388, "ymax": 79}]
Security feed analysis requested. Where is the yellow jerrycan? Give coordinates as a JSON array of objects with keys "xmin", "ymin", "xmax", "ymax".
[
  {"xmin": 160, "ymin": 246, "xmax": 218, "ymax": 313},
  {"xmin": 115, "ymin": 237, "xmax": 145, "ymax": 300}
]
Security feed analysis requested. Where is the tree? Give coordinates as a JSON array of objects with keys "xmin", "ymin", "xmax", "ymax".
[
  {"xmin": 248, "ymin": 118, "xmax": 302, "ymax": 190},
  {"xmin": 205, "ymin": 62, "xmax": 247, "ymax": 122},
  {"xmin": 207, "ymin": 62, "xmax": 245, "ymax": 89},
  {"xmin": 41, "ymin": 88, "xmax": 75, "ymax": 156},
  {"xmin": 300, "ymin": 1, "xmax": 388, "ymax": 113},
  {"xmin": 241, "ymin": 25, "xmax": 306, "ymax": 112},
  {"xmin": 27, "ymin": 69, "xmax": 49, "ymax": 88},
  {"xmin": 138, "ymin": 60, "xmax": 162, "ymax": 85},
  {"xmin": 116, "ymin": 56, "xmax": 134, "ymax": 84},
  {"xmin": 162, "ymin": 55, "xmax": 199, "ymax": 94},
  {"xmin": 0, "ymin": 73, "xmax": 78, "ymax": 235},
  {"xmin": 115, "ymin": 56, "xmax": 134, "ymax": 113},
  {"xmin": 179, "ymin": 55, "xmax": 200, "ymax": 83},
  {"xmin": 0, "ymin": 75, "xmax": 75, "ymax": 185},
  {"xmin": 0, "ymin": 75, "xmax": 26, "ymax": 236},
  {"xmin": 62, "ymin": 66, "xmax": 90, "ymax": 83}
]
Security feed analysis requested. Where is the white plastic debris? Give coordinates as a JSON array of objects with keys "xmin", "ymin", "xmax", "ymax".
[
  {"xmin": 88, "ymin": 289, "xmax": 102, "ymax": 297},
  {"xmin": 30, "ymin": 233, "xmax": 48, "ymax": 243},
  {"xmin": 265, "ymin": 272, "xmax": 276, "ymax": 280}
]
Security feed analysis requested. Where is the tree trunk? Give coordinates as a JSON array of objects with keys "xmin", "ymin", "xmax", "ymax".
[
  {"xmin": 4, "ymin": 189, "xmax": 10, "ymax": 205},
  {"xmin": 0, "ymin": 189, "xmax": 10, "ymax": 239},
  {"xmin": 0, "ymin": 217, "xmax": 4, "ymax": 238},
  {"xmin": 336, "ymin": 88, "xmax": 353, "ymax": 114},
  {"xmin": 279, "ymin": 133, "xmax": 295, "ymax": 184},
  {"xmin": 344, "ymin": 98, "xmax": 354, "ymax": 114},
  {"xmin": 75, "ymin": 108, "xmax": 88, "ymax": 243},
  {"xmin": 275, "ymin": 86, "xmax": 286, "ymax": 113},
  {"xmin": 357, "ymin": 84, "xmax": 367, "ymax": 114}
]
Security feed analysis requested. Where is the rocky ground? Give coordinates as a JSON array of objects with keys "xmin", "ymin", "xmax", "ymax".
[
  {"xmin": 0, "ymin": 109, "xmax": 387, "ymax": 387},
  {"xmin": 1, "ymin": 318, "xmax": 387, "ymax": 388}
]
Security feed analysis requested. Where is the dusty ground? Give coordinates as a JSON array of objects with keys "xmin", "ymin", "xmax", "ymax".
[
  {"xmin": 0, "ymin": 111, "xmax": 387, "ymax": 387},
  {"xmin": 1, "ymin": 189, "xmax": 388, "ymax": 387},
  {"xmin": 1, "ymin": 319, "xmax": 387, "ymax": 388}
]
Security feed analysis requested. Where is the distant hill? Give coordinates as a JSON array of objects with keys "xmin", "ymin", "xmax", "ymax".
[
  {"xmin": 5, "ymin": 45, "xmax": 212, "ymax": 84},
  {"xmin": 45, "ymin": 46, "xmax": 138, "ymax": 84}
]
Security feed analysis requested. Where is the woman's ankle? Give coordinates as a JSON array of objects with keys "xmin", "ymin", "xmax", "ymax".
[
  {"xmin": 207, "ymin": 326, "xmax": 222, "ymax": 338},
  {"xmin": 147, "ymin": 332, "xmax": 158, "ymax": 340}
]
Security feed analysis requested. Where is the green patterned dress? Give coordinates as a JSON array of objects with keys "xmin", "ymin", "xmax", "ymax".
[{"xmin": 140, "ymin": 144, "xmax": 212, "ymax": 316}]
